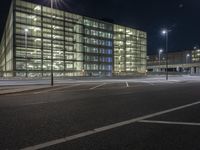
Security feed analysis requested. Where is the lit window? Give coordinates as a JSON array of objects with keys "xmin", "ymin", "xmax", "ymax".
[{"xmin": 34, "ymin": 6, "xmax": 41, "ymax": 11}]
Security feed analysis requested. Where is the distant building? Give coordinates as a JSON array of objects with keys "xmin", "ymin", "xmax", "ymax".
[
  {"xmin": 0, "ymin": 0, "xmax": 147, "ymax": 77},
  {"xmin": 147, "ymin": 49, "xmax": 200, "ymax": 75},
  {"xmin": 192, "ymin": 49, "xmax": 200, "ymax": 63}
]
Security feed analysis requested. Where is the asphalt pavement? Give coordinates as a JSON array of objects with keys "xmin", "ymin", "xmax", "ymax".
[{"xmin": 0, "ymin": 78, "xmax": 200, "ymax": 150}]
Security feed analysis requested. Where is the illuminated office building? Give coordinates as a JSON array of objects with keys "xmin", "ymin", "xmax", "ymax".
[
  {"xmin": 0, "ymin": 0, "xmax": 147, "ymax": 77},
  {"xmin": 192, "ymin": 49, "xmax": 200, "ymax": 63}
]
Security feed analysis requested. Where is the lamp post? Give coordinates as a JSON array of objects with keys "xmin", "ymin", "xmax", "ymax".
[
  {"xmin": 51, "ymin": 0, "xmax": 54, "ymax": 86},
  {"xmin": 162, "ymin": 29, "xmax": 169, "ymax": 80},
  {"xmin": 186, "ymin": 53, "xmax": 190, "ymax": 73},
  {"xmin": 159, "ymin": 49, "xmax": 163, "ymax": 71},
  {"xmin": 25, "ymin": 28, "xmax": 29, "ymax": 78},
  {"xmin": 186, "ymin": 54, "xmax": 190, "ymax": 63}
]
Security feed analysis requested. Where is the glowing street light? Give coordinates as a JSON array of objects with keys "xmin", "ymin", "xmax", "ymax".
[
  {"xmin": 159, "ymin": 49, "xmax": 163, "ymax": 66},
  {"xmin": 161, "ymin": 29, "xmax": 169, "ymax": 80},
  {"xmin": 186, "ymin": 53, "xmax": 190, "ymax": 74},
  {"xmin": 162, "ymin": 30, "xmax": 167, "ymax": 35},
  {"xmin": 186, "ymin": 53, "xmax": 190, "ymax": 64},
  {"xmin": 158, "ymin": 49, "xmax": 164, "ymax": 73}
]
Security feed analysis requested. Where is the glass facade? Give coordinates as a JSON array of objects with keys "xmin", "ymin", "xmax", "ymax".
[
  {"xmin": 0, "ymin": 1, "xmax": 13, "ymax": 77},
  {"xmin": 192, "ymin": 49, "xmax": 200, "ymax": 63},
  {"xmin": 0, "ymin": 0, "xmax": 147, "ymax": 77},
  {"xmin": 114, "ymin": 25, "xmax": 147, "ymax": 75}
]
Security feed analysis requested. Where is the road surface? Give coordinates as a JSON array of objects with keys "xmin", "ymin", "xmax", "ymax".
[{"xmin": 0, "ymin": 78, "xmax": 200, "ymax": 150}]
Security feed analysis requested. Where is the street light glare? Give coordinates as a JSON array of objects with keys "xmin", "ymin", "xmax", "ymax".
[
  {"xmin": 159, "ymin": 49, "xmax": 163, "ymax": 53},
  {"xmin": 161, "ymin": 27, "xmax": 169, "ymax": 80},
  {"xmin": 162, "ymin": 29, "xmax": 167, "ymax": 35}
]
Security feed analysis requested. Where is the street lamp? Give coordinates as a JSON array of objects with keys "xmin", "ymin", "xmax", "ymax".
[
  {"xmin": 162, "ymin": 30, "xmax": 167, "ymax": 35},
  {"xmin": 50, "ymin": 0, "xmax": 54, "ymax": 86},
  {"xmin": 25, "ymin": 28, "xmax": 29, "ymax": 78},
  {"xmin": 50, "ymin": 0, "xmax": 63, "ymax": 86},
  {"xmin": 186, "ymin": 53, "xmax": 190, "ymax": 64},
  {"xmin": 186, "ymin": 54, "xmax": 190, "ymax": 73},
  {"xmin": 162, "ymin": 29, "xmax": 169, "ymax": 80},
  {"xmin": 158, "ymin": 49, "xmax": 163, "ymax": 73},
  {"xmin": 159, "ymin": 49, "xmax": 163, "ymax": 65}
]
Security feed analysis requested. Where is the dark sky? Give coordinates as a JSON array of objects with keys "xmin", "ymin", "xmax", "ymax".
[{"xmin": 0, "ymin": 0, "xmax": 200, "ymax": 55}]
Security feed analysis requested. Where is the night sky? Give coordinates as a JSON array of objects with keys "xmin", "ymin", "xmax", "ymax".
[{"xmin": 0, "ymin": 0, "xmax": 200, "ymax": 55}]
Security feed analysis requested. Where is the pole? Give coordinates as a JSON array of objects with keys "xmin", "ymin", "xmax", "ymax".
[
  {"xmin": 159, "ymin": 51, "xmax": 161, "ymax": 72},
  {"xmin": 25, "ymin": 31, "xmax": 28, "ymax": 78},
  {"xmin": 186, "ymin": 54, "xmax": 190, "ymax": 74},
  {"xmin": 159, "ymin": 52, "xmax": 160, "ymax": 66},
  {"xmin": 166, "ymin": 31, "xmax": 168, "ymax": 80},
  {"xmin": 51, "ymin": 0, "xmax": 54, "ymax": 86},
  {"xmin": 186, "ymin": 55, "xmax": 188, "ymax": 74},
  {"xmin": 186, "ymin": 55, "xmax": 187, "ymax": 65}
]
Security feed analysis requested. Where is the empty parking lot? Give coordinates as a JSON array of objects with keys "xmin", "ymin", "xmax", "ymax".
[{"xmin": 0, "ymin": 77, "xmax": 200, "ymax": 150}]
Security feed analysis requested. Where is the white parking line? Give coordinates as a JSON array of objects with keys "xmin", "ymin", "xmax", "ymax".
[
  {"xmin": 21, "ymin": 101, "xmax": 50, "ymax": 107},
  {"xmin": 34, "ymin": 84, "xmax": 81, "ymax": 94},
  {"xmin": 21, "ymin": 100, "xmax": 200, "ymax": 150},
  {"xmin": 139, "ymin": 120, "xmax": 200, "ymax": 126},
  {"xmin": 140, "ymin": 81, "xmax": 155, "ymax": 85},
  {"xmin": 90, "ymin": 83, "xmax": 107, "ymax": 90},
  {"xmin": 157, "ymin": 80, "xmax": 180, "ymax": 84},
  {"xmin": 126, "ymin": 81, "xmax": 129, "ymax": 87}
]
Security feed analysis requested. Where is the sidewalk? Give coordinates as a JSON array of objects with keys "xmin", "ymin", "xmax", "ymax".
[{"xmin": 0, "ymin": 85, "xmax": 60, "ymax": 95}]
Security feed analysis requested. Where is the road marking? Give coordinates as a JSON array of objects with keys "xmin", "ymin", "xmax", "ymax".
[
  {"xmin": 5, "ymin": 93, "xmax": 24, "ymax": 96},
  {"xmin": 126, "ymin": 81, "xmax": 129, "ymax": 87},
  {"xmin": 21, "ymin": 100, "xmax": 200, "ymax": 150},
  {"xmin": 168, "ymin": 80, "xmax": 180, "ymax": 82},
  {"xmin": 34, "ymin": 84, "xmax": 81, "ymax": 94},
  {"xmin": 90, "ymin": 83, "xmax": 106, "ymax": 90},
  {"xmin": 139, "ymin": 120, "xmax": 200, "ymax": 126},
  {"xmin": 131, "ymin": 85, "xmax": 150, "ymax": 88},
  {"xmin": 157, "ymin": 80, "xmax": 180, "ymax": 83},
  {"xmin": 21, "ymin": 101, "xmax": 50, "ymax": 107},
  {"xmin": 141, "ymin": 81, "xmax": 155, "ymax": 85}
]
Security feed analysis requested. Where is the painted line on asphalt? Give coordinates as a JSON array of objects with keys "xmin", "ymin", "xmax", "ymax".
[
  {"xmin": 141, "ymin": 81, "xmax": 155, "ymax": 85},
  {"xmin": 21, "ymin": 101, "xmax": 50, "ymax": 107},
  {"xmin": 139, "ymin": 120, "xmax": 200, "ymax": 126},
  {"xmin": 157, "ymin": 80, "xmax": 180, "ymax": 83},
  {"xmin": 168, "ymin": 80, "xmax": 180, "ymax": 82},
  {"xmin": 34, "ymin": 84, "xmax": 81, "ymax": 94},
  {"xmin": 131, "ymin": 84, "xmax": 151, "ymax": 88},
  {"xmin": 90, "ymin": 83, "xmax": 107, "ymax": 90},
  {"xmin": 126, "ymin": 81, "xmax": 129, "ymax": 87},
  {"xmin": 4, "ymin": 93, "xmax": 26, "ymax": 96},
  {"xmin": 20, "ymin": 100, "xmax": 200, "ymax": 150},
  {"xmin": 141, "ymin": 80, "xmax": 180, "ymax": 85}
]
